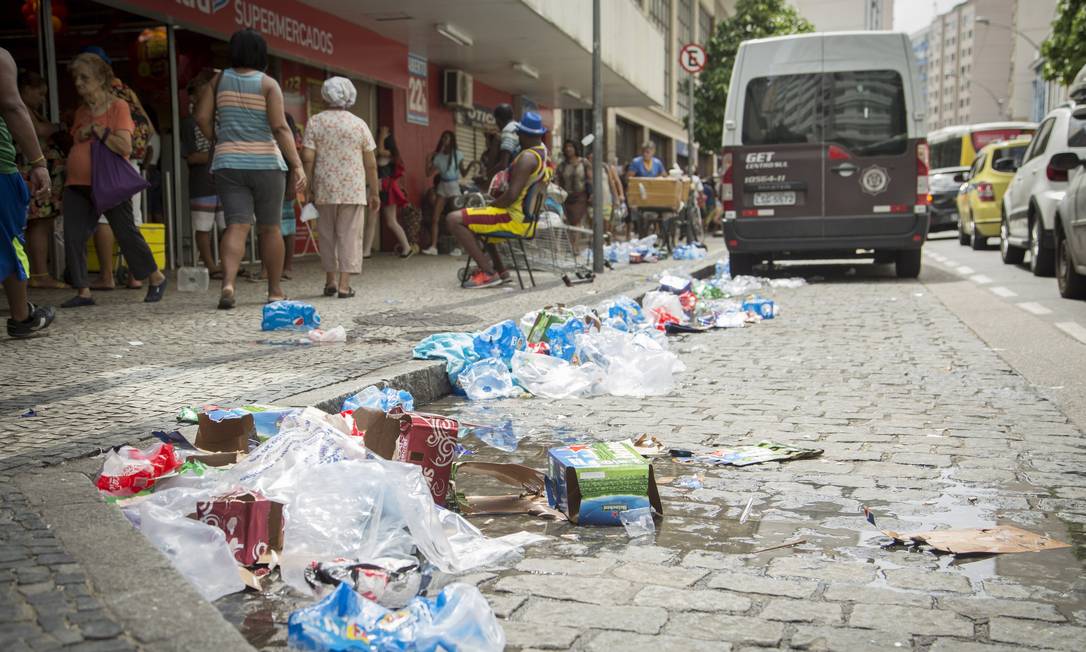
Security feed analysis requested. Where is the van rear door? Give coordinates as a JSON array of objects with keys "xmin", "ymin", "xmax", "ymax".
[
  {"xmin": 733, "ymin": 72, "xmax": 826, "ymax": 240},
  {"xmin": 821, "ymin": 68, "xmax": 918, "ymax": 237}
]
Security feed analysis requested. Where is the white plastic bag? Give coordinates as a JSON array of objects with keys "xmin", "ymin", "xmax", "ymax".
[
  {"xmin": 458, "ymin": 358, "xmax": 519, "ymax": 401},
  {"xmin": 300, "ymin": 203, "xmax": 319, "ymax": 222},
  {"xmin": 510, "ymin": 350, "xmax": 602, "ymax": 399},
  {"xmin": 139, "ymin": 502, "xmax": 245, "ymax": 601},
  {"xmin": 306, "ymin": 326, "xmax": 347, "ymax": 343},
  {"xmin": 575, "ymin": 326, "xmax": 685, "ymax": 397}
]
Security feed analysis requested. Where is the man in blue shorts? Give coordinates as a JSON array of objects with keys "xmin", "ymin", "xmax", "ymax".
[{"xmin": 0, "ymin": 47, "xmax": 54, "ymax": 338}]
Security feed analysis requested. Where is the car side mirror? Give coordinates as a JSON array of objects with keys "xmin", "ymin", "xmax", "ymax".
[
  {"xmin": 1049, "ymin": 152, "xmax": 1083, "ymax": 172},
  {"xmin": 992, "ymin": 158, "xmax": 1018, "ymax": 173}
]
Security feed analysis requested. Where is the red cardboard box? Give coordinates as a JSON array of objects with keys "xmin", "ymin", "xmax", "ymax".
[
  {"xmin": 396, "ymin": 412, "xmax": 459, "ymax": 505},
  {"xmin": 192, "ymin": 491, "xmax": 284, "ymax": 566}
]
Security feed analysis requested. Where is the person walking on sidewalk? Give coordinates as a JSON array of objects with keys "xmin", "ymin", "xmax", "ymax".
[
  {"xmin": 301, "ymin": 76, "xmax": 379, "ymax": 299},
  {"xmin": 181, "ymin": 70, "xmax": 223, "ymax": 278},
  {"xmin": 60, "ymin": 52, "xmax": 167, "ymax": 308},
  {"xmin": 424, "ymin": 130, "xmax": 467, "ymax": 255},
  {"xmin": 366, "ymin": 126, "xmax": 414, "ymax": 258},
  {"xmin": 0, "ymin": 48, "xmax": 55, "ymax": 337},
  {"xmin": 195, "ymin": 29, "xmax": 306, "ymax": 310}
]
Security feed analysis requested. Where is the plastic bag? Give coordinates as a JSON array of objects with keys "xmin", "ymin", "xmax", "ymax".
[
  {"xmin": 306, "ymin": 326, "xmax": 347, "ymax": 343},
  {"xmin": 598, "ymin": 295, "xmax": 646, "ymax": 331},
  {"xmin": 288, "ymin": 581, "xmax": 505, "ymax": 652},
  {"xmin": 458, "ymin": 358, "xmax": 520, "ymax": 401},
  {"xmin": 262, "ymin": 300, "xmax": 321, "ymax": 331},
  {"xmin": 619, "ymin": 507, "xmax": 656, "ymax": 539},
  {"xmin": 769, "ymin": 277, "xmax": 807, "ymax": 289},
  {"xmin": 300, "ymin": 203, "xmax": 319, "ymax": 222},
  {"xmin": 671, "ymin": 244, "xmax": 706, "ymax": 260},
  {"xmin": 413, "ymin": 332, "xmax": 480, "ymax": 389},
  {"xmin": 510, "ymin": 350, "xmax": 603, "ymax": 399},
  {"xmin": 342, "ymin": 385, "xmax": 415, "ymax": 413},
  {"xmin": 574, "ymin": 326, "xmax": 685, "ymax": 397},
  {"xmin": 472, "ymin": 320, "xmax": 525, "ymax": 365},
  {"xmin": 138, "ymin": 502, "xmax": 245, "ymax": 601},
  {"xmin": 545, "ymin": 318, "xmax": 587, "ymax": 363},
  {"xmin": 96, "ymin": 443, "xmax": 181, "ymax": 496}
]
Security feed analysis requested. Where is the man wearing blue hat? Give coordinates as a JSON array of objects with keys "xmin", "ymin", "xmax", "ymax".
[{"xmin": 447, "ymin": 111, "xmax": 551, "ymax": 288}]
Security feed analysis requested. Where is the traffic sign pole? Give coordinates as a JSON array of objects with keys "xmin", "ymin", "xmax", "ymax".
[{"xmin": 679, "ymin": 41, "xmax": 706, "ymax": 175}]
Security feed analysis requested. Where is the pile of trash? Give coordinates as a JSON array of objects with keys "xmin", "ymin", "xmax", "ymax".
[
  {"xmin": 598, "ymin": 234, "xmax": 663, "ymax": 265},
  {"xmin": 413, "ymin": 261, "xmax": 806, "ymax": 401}
]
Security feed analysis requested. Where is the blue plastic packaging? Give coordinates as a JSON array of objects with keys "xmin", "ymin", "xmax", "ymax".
[
  {"xmin": 742, "ymin": 295, "xmax": 777, "ymax": 319},
  {"xmin": 604, "ymin": 296, "xmax": 646, "ymax": 329},
  {"xmin": 471, "ymin": 320, "xmax": 525, "ymax": 365},
  {"xmin": 715, "ymin": 259, "xmax": 731, "ymax": 280},
  {"xmin": 458, "ymin": 358, "xmax": 519, "ymax": 401},
  {"xmin": 342, "ymin": 385, "xmax": 415, "ymax": 413},
  {"xmin": 261, "ymin": 300, "xmax": 321, "ymax": 331},
  {"xmin": 671, "ymin": 244, "xmax": 706, "ymax": 260},
  {"xmin": 545, "ymin": 318, "xmax": 587, "ymax": 363},
  {"xmin": 287, "ymin": 581, "xmax": 506, "ymax": 652},
  {"xmin": 413, "ymin": 332, "xmax": 480, "ymax": 391}
]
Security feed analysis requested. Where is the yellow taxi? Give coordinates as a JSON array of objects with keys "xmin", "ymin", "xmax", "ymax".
[{"xmin": 956, "ymin": 137, "xmax": 1032, "ymax": 249}]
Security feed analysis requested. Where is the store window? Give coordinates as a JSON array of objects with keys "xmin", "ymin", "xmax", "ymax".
[
  {"xmin": 561, "ymin": 109, "xmax": 593, "ymax": 151},
  {"xmin": 649, "ymin": 130, "xmax": 672, "ymax": 166}
]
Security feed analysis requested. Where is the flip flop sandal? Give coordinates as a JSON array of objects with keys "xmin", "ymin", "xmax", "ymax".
[
  {"xmin": 323, "ymin": 286, "xmax": 337, "ymax": 297},
  {"xmin": 266, "ymin": 295, "xmax": 289, "ymax": 304},
  {"xmin": 88, "ymin": 284, "xmax": 115, "ymax": 291},
  {"xmin": 337, "ymin": 288, "xmax": 356, "ymax": 299},
  {"xmin": 217, "ymin": 290, "xmax": 236, "ymax": 310}
]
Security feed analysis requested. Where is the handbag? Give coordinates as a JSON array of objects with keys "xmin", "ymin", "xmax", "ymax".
[{"xmin": 90, "ymin": 130, "xmax": 150, "ymax": 215}]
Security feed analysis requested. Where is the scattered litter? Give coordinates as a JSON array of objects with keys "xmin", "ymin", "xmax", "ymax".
[
  {"xmin": 883, "ymin": 526, "xmax": 1070, "ymax": 555},
  {"xmin": 458, "ymin": 357, "xmax": 520, "ymax": 401},
  {"xmin": 750, "ymin": 539, "xmax": 807, "ymax": 554},
  {"xmin": 674, "ymin": 474, "xmax": 703, "ymax": 489},
  {"xmin": 630, "ymin": 434, "xmax": 666, "ymax": 457},
  {"xmin": 128, "ymin": 340, "xmax": 143, "ymax": 346},
  {"xmin": 452, "ymin": 462, "xmax": 563, "ymax": 520},
  {"xmin": 262, "ymin": 300, "xmax": 321, "ymax": 331},
  {"xmin": 739, "ymin": 496, "xmax": 755, "ymax": 524},
  {"xmin": 342, "ymin": 385, "xmax": 415, "ymax": 413},
  {"xmin": 303, "ymin": 559, "xmax": 422, "ymax": 607},
  {"xmin": 671, "ymin": 243, "xmax": 706, "ymax": 260},
  {"xmin": 305, "ymin": 326, "xmax": 347, "ymax": 343},
  {"xmin": 862, "ymin": 506, "xmax": 877, "ymax": 526},
  {"xmin": 619, "ymin": 507, "xmax": 656, "ymax": 538},
  {"xmin": 288, "ymin": 581, "xmax": 505, "ymax": 652},
  {"xmin": 545, "ymin": 441, "xmax": 663, "ymax": 525},
  {"xmin": 96, "ymin": 443, "xmax": 181, "ymax": 496},
  {"xmin": 672, "ymin": 441, "xmax": 823, "ymax": 467},
  {"xmin": 191, "ymin": 491, "xmax": 284, "ymax": 566},
  {"xmin": 20, "ymin": 408, "xmax": 37, "ymax": 417}
]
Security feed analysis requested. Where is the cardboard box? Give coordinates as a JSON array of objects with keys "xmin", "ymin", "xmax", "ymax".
[
  {"xmin": 626, "ymin": 177, "xmax": 686, "ymax": 210},
  {"xmin": 351, "ymin": 408, "xmax": 459, "ymax": 506},
  {"xmin": 195, "ymin": 413, "xmax": 254, "ymax": 453},
  {"xmin": 545, "ymin": 441, "xmax": 663, "ymax": 525},
  {"xmin": 192, "ymin": 491, "xmax": 284, "ymax": 566},
  {"xmin": 452, "ymin": 462, "xmax": 564, "ymax": 520}
]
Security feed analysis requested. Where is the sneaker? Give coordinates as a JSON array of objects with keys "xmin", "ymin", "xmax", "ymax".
[
  {"xmin": 421, "ymin": 246, "xmax": 439, "ymax": 256},
  {"xmin": 463, "ymin": 270, "xmax": 502, "ymax": 289},
  {"xmin": 7, "ymin": 302, "xmax": 55, "ymax": 338}
]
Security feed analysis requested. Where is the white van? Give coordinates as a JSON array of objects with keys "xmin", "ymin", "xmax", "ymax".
[{"xmin": 720, "ymin": 32, "xmax": 928, "ymax": 277}]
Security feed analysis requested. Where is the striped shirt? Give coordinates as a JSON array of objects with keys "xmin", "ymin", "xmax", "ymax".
[{"xmin": 211, "ymin": 69, "xmax": 287, "ymax": 172}]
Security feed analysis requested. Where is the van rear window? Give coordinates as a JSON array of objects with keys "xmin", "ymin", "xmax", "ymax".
[
  {"xmin": 930, "ymin": 138, "xmax": 963, "ymax": 169},
  {"xmin": 742, "ymin": 71, "xmax": 908, "ymax": 156}
]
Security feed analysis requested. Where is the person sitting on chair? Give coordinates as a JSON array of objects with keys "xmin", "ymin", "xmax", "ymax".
[{"xmin": 446, "ymin": 111, "xmax": 549, "ymax": 289}]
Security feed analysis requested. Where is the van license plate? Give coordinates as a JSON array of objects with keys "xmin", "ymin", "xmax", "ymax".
[{"xmin": 753, "ymin": 191, "xmax": 796, "ymax": 207}]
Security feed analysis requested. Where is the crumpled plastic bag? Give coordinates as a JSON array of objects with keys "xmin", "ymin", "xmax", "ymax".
[
  {"xmin": 472, "ymin": 320, "xmax": 525, "ymax": 365},
  {"xmin": 288, "ymin": 581, "xmax": 505, "ymax": 652},
  {"xmin": 138, "ymin": 502, "xmax": 245, "ymax": 601},
  {"xmin": 545, "ymin": 318, "xmax": 587, "ymax": 363},
  {"xmin": 671, "ymin": 244, "xmax": 706, "ymax": 260},
  {"xmin": 342, "ymin": 385, "xmax": 415, "ymax": 413},
  {"xmin": 306, "ymin": 326, "xmax": 347, "ymax": 343},
  {"xmin": 413, "ymin": 332, "xmax": 480, "ymax": 389},
  {"xmin": 575, "ymin": 326, "xmax": 686, "ymax": 397},
  {"xmin": 769, "ymin": 277, "xmax": 807, "ymax": 289},
  {"xmin": 458, "ymin": 358, "xmax": 520, "ymax": 401},
  {"xmin": 598, "ymin": 295, "xmax": 646, "ymax": 331},
  {"xmin": 96, "ymin": 443, "xmax": 181, "ymax": 496},
  {"xmin": 262, "ymin": 300, "xmax": 321, "ymax": 331},
  {"xmin": 510, "ymin": 350, "xmax": 603, "ymax": 399}
]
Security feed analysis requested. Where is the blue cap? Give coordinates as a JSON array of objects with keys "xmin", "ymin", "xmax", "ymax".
[
  {"xmin": 80, "ymin": 46, "xmax": 112, "ymax": 66},
  {"xmin": 515, "ymin": 111, "xmax": 547, "ymax": 135}
]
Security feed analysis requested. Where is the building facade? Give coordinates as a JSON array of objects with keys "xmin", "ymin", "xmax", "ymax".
[
  {"xmin": 1006, "ymin": 0, "xmax": 1059, "ymax": 121},
  {"xmin": 790, "ymin": 0, "xmax": 894, "ymax": 31},
  {"xmin": 911, "ymin": 27, "xmax": 931, "ymax": 119}
]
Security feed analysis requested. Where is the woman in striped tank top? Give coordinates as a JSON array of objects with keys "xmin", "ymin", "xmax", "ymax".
[{"xmin": 195, "ymin": 29, "xmax": 306, "ymax": 310}]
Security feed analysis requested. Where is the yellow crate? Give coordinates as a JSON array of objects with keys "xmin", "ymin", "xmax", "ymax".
[
  {"xmin": 626, "ymin": 177, "xmax": 687, "ymax": 211},
  {"xmin": 87, "ymin": 223, "xmax": 167, "ymax": 273}
]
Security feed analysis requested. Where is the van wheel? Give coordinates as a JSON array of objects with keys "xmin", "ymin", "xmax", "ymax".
[
  {"xmin": 895, "ymin": 250, "xmax": 922, "ymax": 279},
  {"xmin": 730, "ymin": 253, "xmax": 754, "ymax": 276},
  {"xmin": 1029, "ymin": 219, "xmax": 1055, "ymax": 277},
  {"xmin": 1057, "ymin": 233, "xmax": 1086, "ymax": 299},
  {"xmin": 1000, "ymin": 216, "xmax": 1025, "ymax": 264}
]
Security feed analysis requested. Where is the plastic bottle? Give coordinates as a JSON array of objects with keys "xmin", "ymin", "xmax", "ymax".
[
  {"xmin": 177, "ymin": 266, "xmax": 209, "ymax": 292},
  {"xmin": 715, "ymin": 259, "xmax": 731, "ymax": 280}
]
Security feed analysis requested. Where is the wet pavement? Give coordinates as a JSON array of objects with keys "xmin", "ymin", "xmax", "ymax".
[{"xmin": 215, "ymin": 261, "xmax": 1085, "ymax": 650}]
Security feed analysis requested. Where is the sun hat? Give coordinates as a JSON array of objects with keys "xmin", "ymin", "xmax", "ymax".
[{"xmin": 515, "ymin": 111, "xmax": 547, "ymax": 135}]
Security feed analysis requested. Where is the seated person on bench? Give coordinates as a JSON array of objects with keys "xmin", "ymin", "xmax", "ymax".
[{"xmin": 447, "ymin": 112, "xmax": 550, "ymax": 289}]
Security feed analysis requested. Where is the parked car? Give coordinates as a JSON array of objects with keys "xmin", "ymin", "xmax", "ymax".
[
  {"xmin": 928, "ymin": 166, "xmax": 969, "ymax": 232},
  {"xmin": 719, "ymin": 31, "xmax": 928, "ymax": 279},
  {"xmin": 1000, "ymin": 102, "xmax": 1086, "ymax": 275},
  {"xmin": 955, "ymin": 137, "xmax": 1031, "ymax": 249},
  {"xmin": 1051, "ymin": 67, "xmax": 1086, "ymax": 299}
]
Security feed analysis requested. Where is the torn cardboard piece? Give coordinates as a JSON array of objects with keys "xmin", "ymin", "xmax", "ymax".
[
  {"xmin": 351, "ymin": 408, "xmax": 458, "ymax": 506},
  {"xmin": 545, "ymin": 441, "xmax": 663, "ymax": 526},
  {"xmin": 451, "ymin": 462, "xmax": 563, "ymax": 520},
  {"xmin": 195, "ymin": 413, "xmax": 255, "ymax": 453},
  {"xmin": 629, "ymin": 434, "xmax": 666, "ymax": 457},
  {"xmin": 883, "ymin": 525, "xmax": 1070, "ymax": 555},
  {"xmin": 191, "ymin": 491, "xmax": 284, "ymax": 566},
  {"xmin": 673, "ymin": 440, "xmax": 823, "ymax": 467}
]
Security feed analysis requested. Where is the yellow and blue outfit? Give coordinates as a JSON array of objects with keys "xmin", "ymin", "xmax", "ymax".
[
  {"xmin": 0, "ymin": 115, "xmax": 31, "ymax": 283},
  {"xmin": 462, "ymin": 145, "xmax": 549, "ymax": 238}
]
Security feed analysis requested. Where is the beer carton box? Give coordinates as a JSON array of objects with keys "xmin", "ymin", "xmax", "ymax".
[{"xmin": 544, "ymin": 441, "xmax": 663, "ymax": 525}]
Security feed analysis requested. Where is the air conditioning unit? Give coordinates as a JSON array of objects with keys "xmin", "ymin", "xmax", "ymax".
[{"xmin": 443, "ymin": 70, "xmax": 473, "ymax": 109}]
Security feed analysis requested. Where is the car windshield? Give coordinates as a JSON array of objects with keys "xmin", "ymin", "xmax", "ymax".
[
  {"xmin": 991, "ymin": 145, "xmax": 1027, "ymax": 167},
  {"xmin": 742, "ymin": 73, "xmax": 822, "ymax": 145},
  {"xmin": 930, "ymin": 137, "xmax": 963, "ymax": 169}
]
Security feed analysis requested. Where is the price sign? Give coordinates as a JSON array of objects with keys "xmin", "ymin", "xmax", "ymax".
[
  {"xmin": 679, "ymin": 43, "xmax": 707, "ymax": 74},
  {"xmin": 406, "ymin": 53, "xmax": 429, "ymax": 126}
]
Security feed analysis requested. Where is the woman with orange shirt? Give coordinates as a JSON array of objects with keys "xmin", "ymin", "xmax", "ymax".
[{"xmin": 60, "ymin": 53, "xmax": 166, "ymax": 308}]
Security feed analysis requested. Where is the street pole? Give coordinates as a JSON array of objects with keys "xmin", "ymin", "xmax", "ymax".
[
  {"xmin": 591, "ymin": 0, "xmax": 604, "ymax": 274},
  {"xmin": 687, "ymin": 0, "xmax": 696, "ymax": 174}
]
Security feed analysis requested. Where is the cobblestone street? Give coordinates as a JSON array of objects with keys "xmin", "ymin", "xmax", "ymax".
[{"xmin": 4, "ymin": 247, "xmax": 1086, "ymax": 650}]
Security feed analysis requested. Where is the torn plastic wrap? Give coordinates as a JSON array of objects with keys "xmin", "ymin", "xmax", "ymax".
[
  {"xmin": 510, "ymin": 350, "xmax": 604, "ymax": 399},
  {"xmin": 341, "ymin": 385, "xmax": 415, "ymax": 413},
  {"xmin": 138, "ymin": 502, "xmax": 245, "ymax": 601},
  {"xmin": 458, "ymin": 358, "xmax": 520, "ymax": 401},
  {"xmin": 574, "ymin": 326, "xmax": 686, "ymax": 398}
]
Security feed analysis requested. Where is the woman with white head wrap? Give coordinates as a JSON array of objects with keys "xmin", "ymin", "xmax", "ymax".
[{"xmin": 301, "ymin": 77, "xmax": 379, "ymax": 298}]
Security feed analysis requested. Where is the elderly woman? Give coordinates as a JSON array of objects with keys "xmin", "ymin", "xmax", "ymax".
[
  {"xmin": 301, "ymin": 76, "xmax": 379, "ymax": 298},
  {"xmin": 60, "ymin": 53, "xmax": 166, "ymax": 308},
  {"xmin": 196, "ymin": 29, "xmax": 306, "ymax": 310}
]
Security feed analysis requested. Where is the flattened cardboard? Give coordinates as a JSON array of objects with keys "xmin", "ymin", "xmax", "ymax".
[
  {"xmin": 884, "ymin": 525, "xmax": 1070, "ymax": 555},
  {"xmin": 453, "ymin": 462, "xmax": 563, "ymax": 520},
  {"xmin": 351, "ymin": 407, "xmax": 458, "ymax": 506},
  {"xmin": 350, "ymin": 407, "xmax": 401, "ymax": 459},
  {"xmin": 191, "ymin": 492, "xmax": 284, "ymax": 566},
  {"xmin": 545, "ymin": 441, "xmax": 663, "ymax": 526},
  {"xmin": 188, "ymin": 451, "xmax": 241, "ymax": 467},
  {"xmin": 195, "ymin": 413, "xmax": 254, "ymax": 453}
]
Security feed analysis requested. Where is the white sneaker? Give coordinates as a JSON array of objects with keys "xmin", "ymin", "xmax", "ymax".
[{"xmin": 421, "ymin": 247, "xmax": 439, "ymax": 256}]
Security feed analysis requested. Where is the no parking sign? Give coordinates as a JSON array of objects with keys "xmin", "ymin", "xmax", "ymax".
[{"xmin": 679, "ymin": 43, "xmax": 706, "ymax": 73}]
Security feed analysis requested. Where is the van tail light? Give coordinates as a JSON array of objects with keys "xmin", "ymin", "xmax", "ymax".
[
  {"xmin": 916, "ymin": 141, "xmax": 930, "ymax": 205},
  {"xmin": 1047, "ymin": 160, "xmax": 1068, "ymax": 182},
  {"xmin": 976, "ymin": 181, "xmax": 995, "ymax": 202},
  {"xmin": 721, "ymin": 151, "xmax": 734, "ymax": 212},
  {"xmin": 828, "ymin": 144, "xmax": 851, "ymax": 160}
]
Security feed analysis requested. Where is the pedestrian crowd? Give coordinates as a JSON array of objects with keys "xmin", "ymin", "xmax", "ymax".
[{"xmin": 2, "ymin": 28, "xmax": 721, "ymax": 335}]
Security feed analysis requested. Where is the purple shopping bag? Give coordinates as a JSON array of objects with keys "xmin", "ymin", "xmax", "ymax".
[{"xmin": 90, "ymin": 132, "xmax": 150, "ymax": 215}]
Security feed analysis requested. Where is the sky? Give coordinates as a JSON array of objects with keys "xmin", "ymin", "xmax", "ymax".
[{"xmin": 893, "ymin": 0, "xmax": 965, "ymax": 35}]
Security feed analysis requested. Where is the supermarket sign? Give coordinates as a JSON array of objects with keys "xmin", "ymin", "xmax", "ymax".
[{"xmin": 119, "ymin": 0, "xmax": 408, "ymax": 87}]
